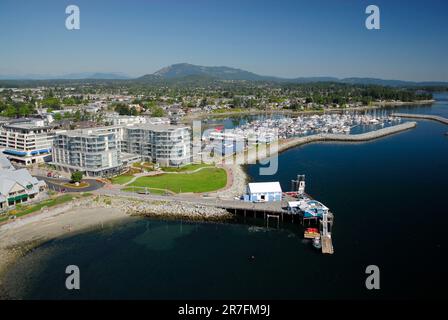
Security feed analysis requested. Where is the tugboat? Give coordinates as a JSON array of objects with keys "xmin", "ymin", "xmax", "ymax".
[{"xmin": 312, "ymin": 236, "xmax": 322, "ymax": 250}]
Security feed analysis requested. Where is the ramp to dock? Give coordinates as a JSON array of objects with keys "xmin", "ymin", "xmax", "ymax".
[{"xmin": 321, "ymin": 235, "xmax": 334, "ymax": 254}]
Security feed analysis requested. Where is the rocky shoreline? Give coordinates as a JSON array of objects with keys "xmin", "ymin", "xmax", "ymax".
[{"xmin": 96, "ymin": 196, "xmax": 233, "ymax": 221}]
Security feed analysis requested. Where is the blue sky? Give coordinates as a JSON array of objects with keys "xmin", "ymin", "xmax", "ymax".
[{"xmin": 0, "ymin": 0, "xmax": 447, "ymax": 81}]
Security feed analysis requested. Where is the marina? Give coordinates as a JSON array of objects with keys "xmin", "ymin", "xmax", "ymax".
[
  {"xmin": 202, "ymin": 111, "xmax": 403, "ymax": 156},
  {"xmin": 203, "ymin": 112, "xmax": 402, "ymax": 142}
]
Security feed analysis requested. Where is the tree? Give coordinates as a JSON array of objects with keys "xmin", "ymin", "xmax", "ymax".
[
  {"xmin": 151, "ymin": 106, "xmax": 165, "ymax": 117},
  {"xmin": 18, "ymin": 104, "xmax": 31, "ymax": 117},
  {"xmin": 114, "ymin": 103, "xmax": 130, "ymax": 115},
  {"xmin": 3, "ymin": 105, "xmax": 17, "ymax": 117},
  {"xmin": 71, "ymin": 171, "xmax": 83, "ymax": 183},
  {"xmin": 41, "ymin": 97, "xmax": 61, "ymax": 109},
  {"xmin": 74, "ymin": 110, "xmax": 81, "ymax": 122}
]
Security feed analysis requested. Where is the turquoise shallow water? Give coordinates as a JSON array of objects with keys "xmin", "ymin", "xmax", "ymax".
[{"xmin": 2, "ymin": 94, "xmax": 448, "ymax": 300}]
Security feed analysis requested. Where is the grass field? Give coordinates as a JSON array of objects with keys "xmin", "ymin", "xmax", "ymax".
[
  {"xmin": 161, "ymin": 163, "xmax": 213, "ymax": 173},
  {"xmin": 111, "ymin": 174, "xmax": 134, "ymax": 185},
  {"xmin": 129, "ymin": 167, "xmax": 226, "ymax": 193},
  {"xmin": 0, "ymin": 193, "xmax": 92, "ymax": 223}
]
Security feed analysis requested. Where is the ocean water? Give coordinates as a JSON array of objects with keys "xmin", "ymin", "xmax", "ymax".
[{"xmin": 2, "ymin": 94, "xmax": 448, "ymax": 300}]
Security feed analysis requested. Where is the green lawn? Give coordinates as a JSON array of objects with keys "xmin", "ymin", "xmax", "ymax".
[
  {"xmin": 0, "ymin": 193, "xmax": 91, "ymax": 223},
  {"xmin": 111, "ymin": 174, "xmax": 134, "ymax": 185},
  {"xmin": 129, "ymin": 167, "xmax": 227, "ymax": 193},
  {"xmin": 161, "ymin": 163, "xmax": 213, "ymax": 173}
]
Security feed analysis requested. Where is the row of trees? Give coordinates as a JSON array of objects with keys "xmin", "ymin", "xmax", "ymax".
[{"xmin": 0, "ymin": 100, "xmax": 35, "ymax": 117}]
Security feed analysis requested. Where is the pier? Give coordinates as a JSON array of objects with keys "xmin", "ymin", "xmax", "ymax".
[
  {"xmin": 216, "ymin": 197, "xmax": 334, "ymax": 255},
  {"xmin": 392, "ymin": 113, "xmax": 448, "ymax": 125},
  {"xmin": 99, "ymin": 182, "xmax": 334, "ymax": 254}
]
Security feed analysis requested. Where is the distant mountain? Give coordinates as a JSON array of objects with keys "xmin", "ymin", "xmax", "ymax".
[
  {"xmin": 1, "ymin": 63, "xmax": 447, "ymax": 87},
  {"xmin": 291, "ymin": 76, "xmax": 340, "ymax": 83},
  {"xmin": 0, "ymin": 72, "xmax": 130, "ymax": 80},
  {"xmin": 0, "ymin": 74, "xmax": 54, "ymax": 80},
  {"xmin": 137, "ymin": 63, "xmax": 448, "ymax": 86},
  {"xmin": 150, "ymin": 63, "xmax": 280, "ymax": 81},
  {"xmin": 62, "ymin": 72, "xmax": 130, "ymax": 80}
]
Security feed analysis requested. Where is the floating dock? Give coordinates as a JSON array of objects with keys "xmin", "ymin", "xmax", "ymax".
[{"xmin": 321, "ymin": 236, "xmax": 334, "ymax": 254}]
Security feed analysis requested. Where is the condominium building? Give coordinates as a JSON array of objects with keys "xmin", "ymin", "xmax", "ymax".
[
  {"xmin": 51, "ymin": 126, "xmax": 123, "ymax": 177},
  {"xmin": 51, "ymin": 123, "xmax": 191, "ymax": 177},
  {"xmin": 122, "ymin": 124, "xmax": 191, "ymax": 167},
  {"xmin": 0, "ymin": 119, "xmax": 63, "ymax": 165}
]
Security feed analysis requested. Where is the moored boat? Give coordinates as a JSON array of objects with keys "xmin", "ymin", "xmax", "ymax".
[
  {"xmin": 304, "ymin": 227, "xmax": 320, "ymax": 239},
  {"xmin": 312, "ymin": 236, "xmax": 322, "ymax": 249}
]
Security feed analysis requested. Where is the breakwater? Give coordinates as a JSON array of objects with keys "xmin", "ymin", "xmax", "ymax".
[
  {"xmin": 245, "ymin": 121, "xmax": 417, "ymax": 162},
  {"xmin": 392, "ymin": 113, "xmax": 448, "ymax": 125}
]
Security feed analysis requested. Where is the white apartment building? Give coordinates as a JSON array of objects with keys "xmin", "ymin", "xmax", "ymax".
[
  {"xmin": 52, "ymin": 126, "xmax": 123, "ymax": 177},
  {"xmin": 51, "ymin": 121, "xmax": 192, "ymax": 176},
  {"xmin": 122, "ymin": 124, "xmax": 191, "ymax": 167},
  {"xmin": 0, "ymin": 119, "xmax": 64, "ymax": 165}
]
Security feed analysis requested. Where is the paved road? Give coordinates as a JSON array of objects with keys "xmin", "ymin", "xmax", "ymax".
[{"xmin": 36, "ymin": 176, "xmax": 105, "ymax": 192}]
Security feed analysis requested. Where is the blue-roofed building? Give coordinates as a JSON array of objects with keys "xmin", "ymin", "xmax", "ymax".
[{"xmin": 246, "ymin": 182, "xmax": 282, "ymax": 202}]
